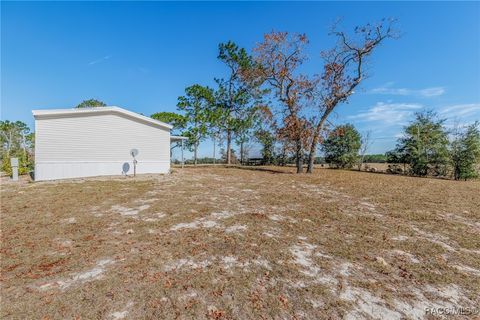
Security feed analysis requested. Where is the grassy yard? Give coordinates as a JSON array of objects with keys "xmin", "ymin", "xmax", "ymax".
[{"xmin": 1, "ymin": 166, "xmax": 479, "ymax": 319}]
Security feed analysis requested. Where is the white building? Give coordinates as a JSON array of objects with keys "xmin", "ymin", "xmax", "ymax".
[{"xmin": 32, "ymin": 106, "xmax": 185, "ymax": 181}]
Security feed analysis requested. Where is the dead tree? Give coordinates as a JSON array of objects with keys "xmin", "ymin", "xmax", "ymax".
[
  {"xmin": 306, "ymin": 20, "xmax": 398, "ymax": 173},
  {"xmin": 357, "ymin": 130, "xmax": 372, "ymax": 170}
]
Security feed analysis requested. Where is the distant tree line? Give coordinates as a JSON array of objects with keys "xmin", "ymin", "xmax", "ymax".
[
  {"xmin": 0, "ymin": 120, "xmax": 34, "ymax": 175},
  {"xmin": 386, "ymin": 111, "xmax": 480, "ymax": 180},
  {"xmin": 319, "ymin": 112, "xmax": 480, "ymax": 180}
]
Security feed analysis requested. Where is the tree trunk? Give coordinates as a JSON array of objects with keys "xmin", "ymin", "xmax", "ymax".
[
  {"xmin": 295, "ymin": 138, "xmax": 303, "ymax": 173},
  {"xmin": 306, "ymin": 138, "xmax": 318, "ymax": 174},
  {"xmin": 213, "ymin": 136, "xmax": 216, "ymax": 165},
  {"xmin": 194, "ymin": 141, "xmax": 198, "ymax": 166},
  {"xmin": 454, "ymin": 165, "xmax": 460, "ymax": 180},
  {"xmin": 307, "ymin": 110, "xmax": 332, "ymax": 173},
  {"xmin": 358, "ymin": 155, "xmax": 365, "ymax": 171},
  {"xmin": 226, "ymin": 129, "xmax": 232, "ymax": 164},
  {"xmin": 240, "ymin": 141, "xmax": 244, "ymax": 165}
]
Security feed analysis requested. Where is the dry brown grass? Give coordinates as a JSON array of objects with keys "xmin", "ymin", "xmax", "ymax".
[{"xmin": 1, "ymin": 166, "xmax": 479, "ymax": 319}]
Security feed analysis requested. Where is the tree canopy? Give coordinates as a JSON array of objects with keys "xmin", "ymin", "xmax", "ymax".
[
  {"xmin": 322, "ymin": 124, "xmax": 361, "ymax": 168},
  {"xmin": 215, "ymin": 41, "xmax": 260, "ymax": 164},
  {"xmin": 177, "ymin": 84, "xmax": 215, "ymax": 165},
  {"xmin": 450, "ymin": 122, "xmax": 480, "ymax": 180},
  {"xmin": 75, "ymin": 99, "xmax": 107, "ymax": 108},
  {"xmin": 0, "ymin": 120, "xmax": 34, "ymax": 175},
  {"xmin": 151, "ymin": 111, "xmax": 187, "ymax": 135},
  {"xmin": 393, "ymin": 111, "xmax": 449, "ymax": 176},
  {"xmin": 249, "ymin": 31, "xmax": 313, "ymax": 173}
]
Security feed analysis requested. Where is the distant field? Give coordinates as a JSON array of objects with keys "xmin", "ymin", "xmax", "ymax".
[
  {"xmin": 1, "ymin": 167, "xmax": 479, "ymax": 319},
  {"xmin": 361, "ymin": 162, "xmax": 390, "ymax": 171}
]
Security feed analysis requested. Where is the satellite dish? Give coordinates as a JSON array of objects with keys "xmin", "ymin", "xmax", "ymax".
[
  {"xmin": 130, "ymin": 149, "xmax": 139, "ymax": 157},
  {"xmin": 122, "ymin": 162, "xmax": 130, "ymax": 174}
]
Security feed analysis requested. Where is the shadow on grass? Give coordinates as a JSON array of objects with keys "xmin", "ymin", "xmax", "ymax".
[
  {"xmin": 172, "ymin": 164, "xmax": 291, "ymax": 174},
  {"xmin": 230, "ymin": 165, "xmax": 293, "ymax": 175}
]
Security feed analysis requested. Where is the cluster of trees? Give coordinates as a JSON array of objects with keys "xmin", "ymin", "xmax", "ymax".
[
  {"xmin": 362, "ymin": 154, "xmax": 387, "ymax": 163},
  {"xmin": 155, "ymin": 20, "xmax": 398, "ymax": 172},
  {"xmin": 0, "ymin": 120, "xmax": 34, "ymax": 175},
  {"xmin": 321, "ymin": 112, "xmax": 480, "ymax": 180},
  {"xmin": 387, "ymin": 112, "xmax": 480, "ymax": 180},
  {"xmin": 151, "ymin": 41, "xmax": 265, "ymax": 165}
]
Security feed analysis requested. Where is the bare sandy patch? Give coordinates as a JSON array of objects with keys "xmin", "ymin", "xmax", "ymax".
[
  {"xmin": 62, "ymin": 217, "xmax": 76, "ymax": 224},
  {"xmin": 392, "ymin": 249, "xmax": 421, "ymax": 264},
  {"xmin": 210, "ymin": 210, "xmax": 238, "ymax": 220},
  {"xmin": 391, "ymin": 235, "xmax": 408, "ymax": 241},
  {"xmin": 341, "ymin": 286, "xmax": 402, "ymax": 320},
  {"xmin": 170, "ymin": 210, "xmax": 240, "ymax": 231},
  {"xmin": 269, "ymin": 214, "xmax": 297, "ymax": 223},
  {"xmin": 393, "ymin": 284, "xmax": 473, "ymax": 319},
  {"xmin": 269, "ymin": 214, "xmax": 285, "ymax": 222},
  {"xmin": 262, "ymin": 226, "xmax": 281, "ymax": 238},
  {"xmin": 290, "ymin": 243, "xmax": 321, "ymax": 277},
  {"xmin": 440, "ymin": 213, "xmax": 480, "ymax": 230},
  {"xmin": 109, "ymin": 301, "xmax": 134, "ymax": 320},
  {"xmin": 252, "ymin": 257, "xmax": 272, "ymax": 270},
  {"xmin": 164, "ymin": 258, "xmax": 213, "ymax": 272},
  {"xmin": 54, "ymin": 238, "xmax": 73, "ymax": 248},
  {"xmin": 39, "ymin": 259, "xmax": 115, "ymax": 291},
  {"xmin": 142, "ymin": 212, "xmax": 167, "ymax": 222},
  {"xmin": 170, "ymin": 219, "xmax": 219, "ymax": 231},
  {"xmin": 411, "ymin": 226, "xmax": 456, "ymax": 252},
  {"xmin": 454, "ymin": 264, "xmax": 480, "ymax": 276},
  {"xmin": 111, "ymin": 204, "xmax": 150, "ymax": 216},
  {"xmin": 225, "ymin": 225, "xmax": 247, "ymax": 233}
]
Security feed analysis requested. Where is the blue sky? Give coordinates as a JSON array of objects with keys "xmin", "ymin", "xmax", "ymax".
[{"xmin": 2, "ymin": 1, "xmax": 479, "ymax": 158}]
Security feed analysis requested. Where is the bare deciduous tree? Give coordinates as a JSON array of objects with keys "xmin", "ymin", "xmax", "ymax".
[
  {"xmin": 249, "ymin": 32, "xmax": 316, "ymax": 173},
  {"xmin": 357, "ymin": 130, "xmax": 372, "ymax": 170},
  {"xmin": 306, "ymin": 20, "xmax": 398, "ymax": 173}
]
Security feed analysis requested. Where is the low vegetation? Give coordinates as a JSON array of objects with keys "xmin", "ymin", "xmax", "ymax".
[
  {"xmin": 1, "ymin": 167, "xmax": 479, "ymax": 319},
  {"xmin": 387, "ymin": 113, "xmax": 480, "ymax": 180},
  {"xmin": 322, "ymin": 124, "xmax": 361, "ymax": 169}
]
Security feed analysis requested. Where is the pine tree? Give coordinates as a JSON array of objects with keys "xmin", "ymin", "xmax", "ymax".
[
  {"xmin": 395, "ymin": 111, "xmax": 449, "ymax": 176},
  {"xmin": 450, "ymin": 122, "xmax": 480, "ymax": 180}
]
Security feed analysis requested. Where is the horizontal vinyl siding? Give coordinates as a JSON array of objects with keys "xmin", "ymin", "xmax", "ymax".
[
  {"xmin": 35, "ymin": 162, "xmax": 170, "ymax": 181},
  {"xmin": 35, "ymin": 113, "xmax": 170, "ymax": 180}
]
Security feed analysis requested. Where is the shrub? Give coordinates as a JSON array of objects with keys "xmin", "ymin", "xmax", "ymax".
[{"xmin": 322, "ymin": 124, "xmax": 361, "ymax": 169}]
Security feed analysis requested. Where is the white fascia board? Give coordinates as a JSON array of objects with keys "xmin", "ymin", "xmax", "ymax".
[{"xmin": 32, "ymin": 106, "xmax": 173, "ymax": 130}]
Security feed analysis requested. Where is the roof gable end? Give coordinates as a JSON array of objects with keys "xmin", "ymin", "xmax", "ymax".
[{"xmin": 32, "ymin": 106, "xmax": 173, "ymax": 130}]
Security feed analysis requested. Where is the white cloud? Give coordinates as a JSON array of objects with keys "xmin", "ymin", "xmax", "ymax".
[
  {"xmin": 439, "ymin": 103, "xmax": 480, "ymax": 129},
  {"xmin": 370, "ymin": 83, "xmax": 445, "ymax": 97},
  {"xmin": 348, "ymin": 102, "xmax": 423, "ymax": 124},
  {"xmin": 418, "ymin": 87, "xmax": 445, "ymax": 97},
  {"xmin": 370, "ymin": 87, "xmax": 410, "ymax": 95},
  {"xmin": 88, "ymin": 55, "xmax": 111, "ymax": 66},
  {"xmin": 438, "ymin": 103, "xmax": 480, "ymax": 117}
]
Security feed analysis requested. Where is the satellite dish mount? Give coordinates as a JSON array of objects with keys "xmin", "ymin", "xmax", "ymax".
[{"xmin": 130, "ymin": 149, "xmax": 139, "ymax": 177}]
